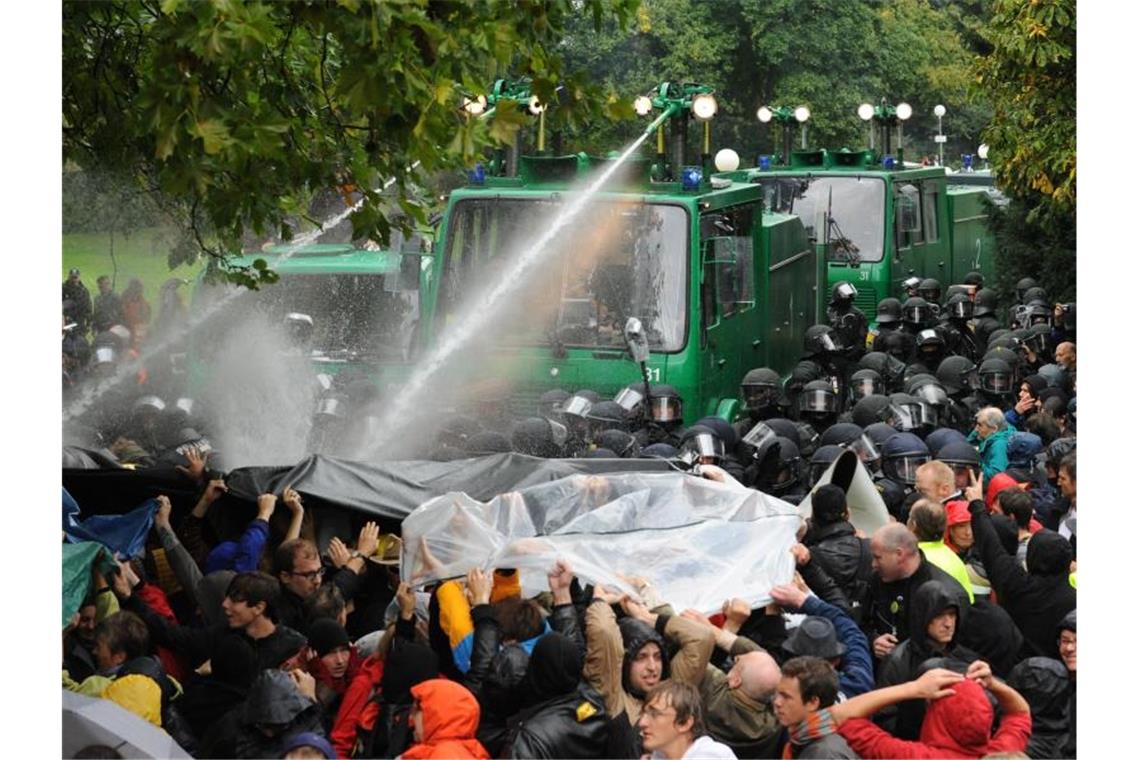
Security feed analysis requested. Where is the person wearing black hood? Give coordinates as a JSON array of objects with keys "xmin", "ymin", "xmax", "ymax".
[
  {"xmin": 502, "ymin": 632, "xmax": 610, "ymax": 758},
  {"xmin": 1007, "ymin": 656, "xmax": 1074, "ymax": 759},
  {"xmin": 353, "ymin": 639, "xmax": 441, "ymax": 759},
  {"xmin": 874, "ymin": 580, "xmax": 979, "ymax": 739},
  {"xmin": 964, "ymin": 472, "xmax": 1076, "ymax": 659},
  {"xmin": 224, "ymin": 669, "xmax": 328, "ymax": 758},
  {"xmin": 585, "ymin": 582, "xmax": 715, "ymax": 758},
  {"xmin": 801, "ymin": 485, "xmax": 873, "ymax": 625},
  {"xmin": 178, "ymin": 634, "xmax": 258, "ymax": 741}
]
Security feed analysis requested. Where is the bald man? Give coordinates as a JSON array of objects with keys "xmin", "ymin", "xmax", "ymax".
[
  {"xmin": 681, "ymin": 599, "xmax": 782, "ymax": 757},
  {"xmin": 914, "ymin": 460, "xmax": 963, "ymax": 505},
  {"xmin": 1054, "ymin": 342, "xmax": 1075, "ymax": 374},
  {"xmin": 863, "ymin": 523, "xmax": 969, "ymax": 660}
]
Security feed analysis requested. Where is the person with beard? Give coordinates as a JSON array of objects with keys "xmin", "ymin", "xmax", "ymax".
[
  {"xmin": 585, "ymin": 583, "xmax": 716, "ymax": 758},
  {"xmin": 502, "ymin": 632, "xmax": 610, "ymax": 758},
  {"xmin": 874, "ymin": 581, "xmax": 979, "ymax": 740},
  {"xmin": 963, "ymin": 472, "xmax": 1076, "ymax": 659}
]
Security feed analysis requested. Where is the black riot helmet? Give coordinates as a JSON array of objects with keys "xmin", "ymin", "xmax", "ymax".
[
  {"xmin": 848, "ymin": 368, "xmax": 884, "ymax": 401},
  {"xmin": 831, "ymin": 281, "xmax": 858, "ymax": 306},
  {"xmin": 1026, "ymin": 303, "xmax": 1052, "ymax": 328},
  {"xmin": 901, "ymin": 297, "xmax": 931, "ymax": 327},
  {"xmin": 918, "ymin": 278, "xmax": 942, "ymax": 304},
  {"xmin": 1015, "ymin": 277, "xmax": 1038, "ymax": 303},
  {"xmin": 906, "ymin": 375, "xmax": 950, "ymax": 409},
  {"xmin": 925, "ymin": 427, "xmax": 968, "ymax": 457},
  {"xmin": 768, "ymin": 436, "xmax": 805, "ymax": 495},
  {"xmin": 936, "ymin": 356, "xmax": 979, "ymax": 396},
  {"xmin": 584, "ymin": 400, "xmax": 631, "ymax": 439},
  {"xmin": 510, "ymin": 417, "xmax": 561, "ymax": 458},
  {"xmin": 902, "ymin": 276, "xmax": 922, "ymax": 297},
  {"xmin": 804, "ymin": 324, "xmax": 845, "ymax": 355},
  {"xmin": 821, "ymin": 422, "xmax": 880, "ymax": 468},
  {"xmin": 943, "ymin": 292, "xmax": 973, "ymax": 320},
  {"xmin": 917, "ymin": 328, "xmax": 945, "ymax": 352},
  {"xmin": 989, "ymin": 334, "xmax": 1022, "ymax": 353},
  {"xmin": 978, "ymin": 357, "xmax": 1015, "ymax": 395},
  {"xmin": 880, "ymin": 432, "xmax": 931, "ymax": 485},
  {"xmin": 863, "ymin": 422, "xmax": 899, "ymax": 451},
  {"xmin": 982, "ymin": 347, "xmax": 1022, "ymax": 381},
  {"xmin": 1026, "ymin": 323, "xmax": 1053, "ymax": 354},
  {"xmin": 597, "ymin": 429, "xmax": 638, "ymax": 458},
  {"xmin": 858, "ymin": 351, "xmax": 906, "ymax": 389},
  {"xmin": 647, "ymin": 383, "xmax": 683, "ymax": 424},
  {"xmin": 986, "ymin": 329, "xmax": 1012, "ymax": 348},
  {"xmin": 559, "ymin": 390, "xmax": 596, "ymax": 420},
  {"xmin": 740, "ymin": 367, "xmax": 782, "ymax": 411},
  {"xmin": 876, "ymin": 297, "xmax": 903, "ymax": 325},
  {"xmin": 963, "ymin": 271, "xmax": 984, "ymax": 288},
  {"xmin": 809, "ymin": 445, "xmax": 844, "ymax": 484},
  {"xmin": 741, "ymin": 420, "xmax": 779, "ymax": 461},
  {"xmin": 973, "ymin": 288, "xmax": 998, "ymax": 317},
  {"xmin": 680, "ymin": 425, "xmax": 726, "ymax": 466},
  {"xmin": 937, "ymin": 440, "xmax": 982, "ymax": 488},
  {"xmin": 798, "ymin": 379, "xmax": 839, "ymax": 414},
  {"xmin": 538, "ymin": 389, "xmax": 571, "ymax": 419},
  {"xmin": 852, "ymin": 394, "xmax": 892, "ymax": 428},
  {"xmin": 1023, "ymin": 286, "xmax": 1047, "ymax": 306},
  {"xmin": 883, "ymin": 393, "xmax": 926, "ymax": 434},
  {"xmin": 763, "ymin": 418, "xmax": 801, "ymax": 447}
]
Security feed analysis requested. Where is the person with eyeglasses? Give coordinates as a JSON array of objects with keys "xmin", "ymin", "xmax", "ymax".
[{"xmin": 273, "ymin": 520, "xmax": 381, "ymax": 633}]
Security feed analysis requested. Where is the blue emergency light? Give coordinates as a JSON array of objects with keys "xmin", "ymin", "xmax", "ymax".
[{"xmin": 681, "ymin": 166, "xmax": 702, "ymax": 191}]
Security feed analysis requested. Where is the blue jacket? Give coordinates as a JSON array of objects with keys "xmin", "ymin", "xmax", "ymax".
[
  {"xmin": 204, "ymin": 519, "xmax": 270, "ymax": 574},
  {"xmin": 802, "ymin": 595, "xmax": 874, "ymax": 698}
]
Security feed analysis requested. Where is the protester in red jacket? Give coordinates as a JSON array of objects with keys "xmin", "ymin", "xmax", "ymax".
[{"xmin": 401, "ymin": 678, "xmax": 490, "ymax": 759}]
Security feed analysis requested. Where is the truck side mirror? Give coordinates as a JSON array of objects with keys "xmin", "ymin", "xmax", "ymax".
[{"xmin": 624, "ymin": 317, "xmax": 650, "ymax": 364}]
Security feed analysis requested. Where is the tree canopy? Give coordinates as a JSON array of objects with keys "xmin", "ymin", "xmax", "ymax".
[{"xmin": 62, "ymin": 0, "xmax": 639, "ymax": 285}]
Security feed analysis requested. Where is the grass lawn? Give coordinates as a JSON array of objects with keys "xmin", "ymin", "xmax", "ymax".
[{"xmin": 62, "ymin": 227, "xmax": 204, "ymax": 302}]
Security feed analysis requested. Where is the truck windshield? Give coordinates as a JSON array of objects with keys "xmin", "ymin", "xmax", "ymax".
[
  {"xmin": 197, "ymin": 271, "xmax": 421, "ymax": 362},
  {"xmin": 759, "ymin": 176, "xmax": 886, "ymax": 262},
  {"xmin": 441, "ymin": 198, "xmax": 689, "ymax": 352}
]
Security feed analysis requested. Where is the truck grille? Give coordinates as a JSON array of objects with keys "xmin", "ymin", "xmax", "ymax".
[{"xmin": 854, "ymin": 289, "xmax": 878, "ymax": 320}]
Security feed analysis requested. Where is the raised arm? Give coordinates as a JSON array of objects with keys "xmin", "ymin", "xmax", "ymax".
[{"xmin": 584, "ymin": 586, "xmax": 628, "ymax": 718}]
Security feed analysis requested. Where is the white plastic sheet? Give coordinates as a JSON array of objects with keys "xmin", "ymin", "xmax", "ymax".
[
  {"xmin": 400, "ymin": 471, "xmax": 800, "ymax": 614},
  {"xmin": 796, "ymin": 450, "xmax": 891, "ymax": 536}
]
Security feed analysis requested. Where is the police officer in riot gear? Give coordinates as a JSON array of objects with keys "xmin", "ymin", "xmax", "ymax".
[
  {"xmin": 963, "ymin": 271, "xmax": 984, "ymax": 289},
  {"xmin": 797, "ymin": 379, "xmax": 840, "ymax": 434},
  {"xmin": 738, "ymin": 367, "xmax": 785, "ymax": 425},
  {"xmin": 977, "ymin": 357, "xmax": 1016, "ymax": 407},
  {"xmin": 940, "ymin": 292, "xmax": 980, "ymax": 362},
  {"xmin": 1015, "ymin": 277, "xmax": 1038, "ymax": 304},
  {"xmin": 914, "ymin": 329, "xmax": 948, "ymax": 373},
  {"xmin": 880, "ymin": 432, "xmax": 931, "ymax": 492},
  {"xmin": 788, "ymin": 325, "xmax": 851, "ymax": 411},
  {"xmin": 872, "ymin": 297, "xmax": 905, "ymax": 352},
  {"xmin": 857, "ymin": 351, "xmax": 907, "ymax": 394},
  {"xmin": 900, "ymin": 297, "xmax": 934, "ymax": 335},
  {"xmin": 632, "ymin": 383, "xmax": 684, "ymax": 448},
  {"xmin": 918, "ymin": 278, "xmax": 942, "ymax": 310},
  {"xmin": 901, "ymin": 276, "xmax": 922, "ymax": 300},
  {"xmin": 560, "ymin": 390, "xmax": 598, "ymax": 456},
  {"xmin": 848, "ymin": 368, "xmax": 884, "ymax": 405},
  {"xmin": 971, "ymin": 288, "xmax": 1002, "ymax": 347},
  {"xmin": 827, "ymin": 281, "xmax": 869, "ymax": 357}
]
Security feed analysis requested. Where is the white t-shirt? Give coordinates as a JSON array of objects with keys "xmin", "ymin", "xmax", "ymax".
[{"xmin": 652, "ymin": 735, "xmax": 739, "ymax": 760}]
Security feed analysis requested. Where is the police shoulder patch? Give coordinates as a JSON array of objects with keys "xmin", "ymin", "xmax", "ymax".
[{"xmin": 576, "ymin": 701, "xmax": 598, "ymax": 722}]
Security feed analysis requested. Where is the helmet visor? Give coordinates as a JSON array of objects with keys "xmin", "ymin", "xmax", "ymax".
[
  {"xmin": 683, "ymin": 433, "xmax": 725, "ymax": 461},
  {"xmin": 849, "ymin": 377, "xmax": 882, "ymax": 399},
  {"xmin": 548, "ymin": 419, "xmax": 569, "ymax": 447},
  {"xmin": 886, "ymin": 454, "xmax": 930, "ymax": 485},
  {"xmin": 916, "ymin": 401, "xmax": 940, "ymax": 428},
  {"xmin": 903, "ymin": 306, "xmax": 927, "ymax": 323},
  {"xmin": 742, "ymin": 421, "xmax": 777, "ymax": 452},
  {"xmin": 614, "ymin": 387, "xmax": 645, "ymax": 412},
  {"xmin": 948, "ymin": 301, "xmax": 972, "ymax": 319},
  {"xmin": 883, "ymin": 403, "xmax": 922, "ymax": 432},
  {"xmin": 798, "ymin": 389, "xmax": 839, "ymax": 413},
  {"xmin": 845, "ymin": 434, "xmax": 881, "ymax": 465},
  {"xmin": 742, "ymin": 385, "xmax": 779, "ymax": 409},
  {"xmin": 836, "ymin": 282, "xmax": 857, "ymax": 300},
  {"xmin": 816, "ymin": 333, "xmax": 842, "ymax": 352},
  {"xmin": 914, "ymin": 384, "xmax": 949, "ymax": 407},
  {"xmin": 94, "ymin": 346, "xmax": 116, "ymax": 365},
  {"xmin": 980, "ymin": 371, "xmax": 1013, "ymax": 394},
  {"xmin": 561, "ymin": 396, "xmax": 593, "ymax": 418},
  {"xmin": 649, "ymin": 396, "xmax": 682, "ymax": 422}
]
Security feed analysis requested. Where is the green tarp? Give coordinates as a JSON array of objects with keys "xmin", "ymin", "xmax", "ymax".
[{"xmin": 62, "ymin": 541, "xmax": 117, "ymax": 628}]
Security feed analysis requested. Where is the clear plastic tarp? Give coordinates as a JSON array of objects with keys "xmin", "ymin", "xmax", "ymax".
[{"xmin": 400, "ymin": 471, "xmax": 801, "ymax": 614}]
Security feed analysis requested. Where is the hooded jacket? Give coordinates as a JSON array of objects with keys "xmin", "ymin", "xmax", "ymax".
[
  {"xmin": 864, "ymin": 553, "xmax": 970, "ymax": 644},
  {"xmin": 401, "ymin": 679, "xmax": 490, "ymax": 760},
  {"xmin": 839, "ymin": 679, "xmax": 1031, "ymax": 758},
  {"xmin": 504, "ymin": 633, "xmax": 610, "ymax": 759},
  {"xmin": 585, "ymin": 601, "xmax": 714, "ymax": 758},
  {"xmin": 1007, "ymin": 657, "xmax": 1073, "ymax": 759},
  {"xmin": 876, "ymin": 581, "xmax": 979, "ymax": 739},
  {"xmin": 967, "ymin": 498, "xmax": 1075, "ymax": 658},
  {"xmin": 226, "ymin": 670, "xmax": 327, "ymax": 759}
]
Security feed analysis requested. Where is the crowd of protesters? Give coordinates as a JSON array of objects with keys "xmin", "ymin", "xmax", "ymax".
[{"xmin": 62, "ymin": 271, "xmax": 1077, "ymax": 758}]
